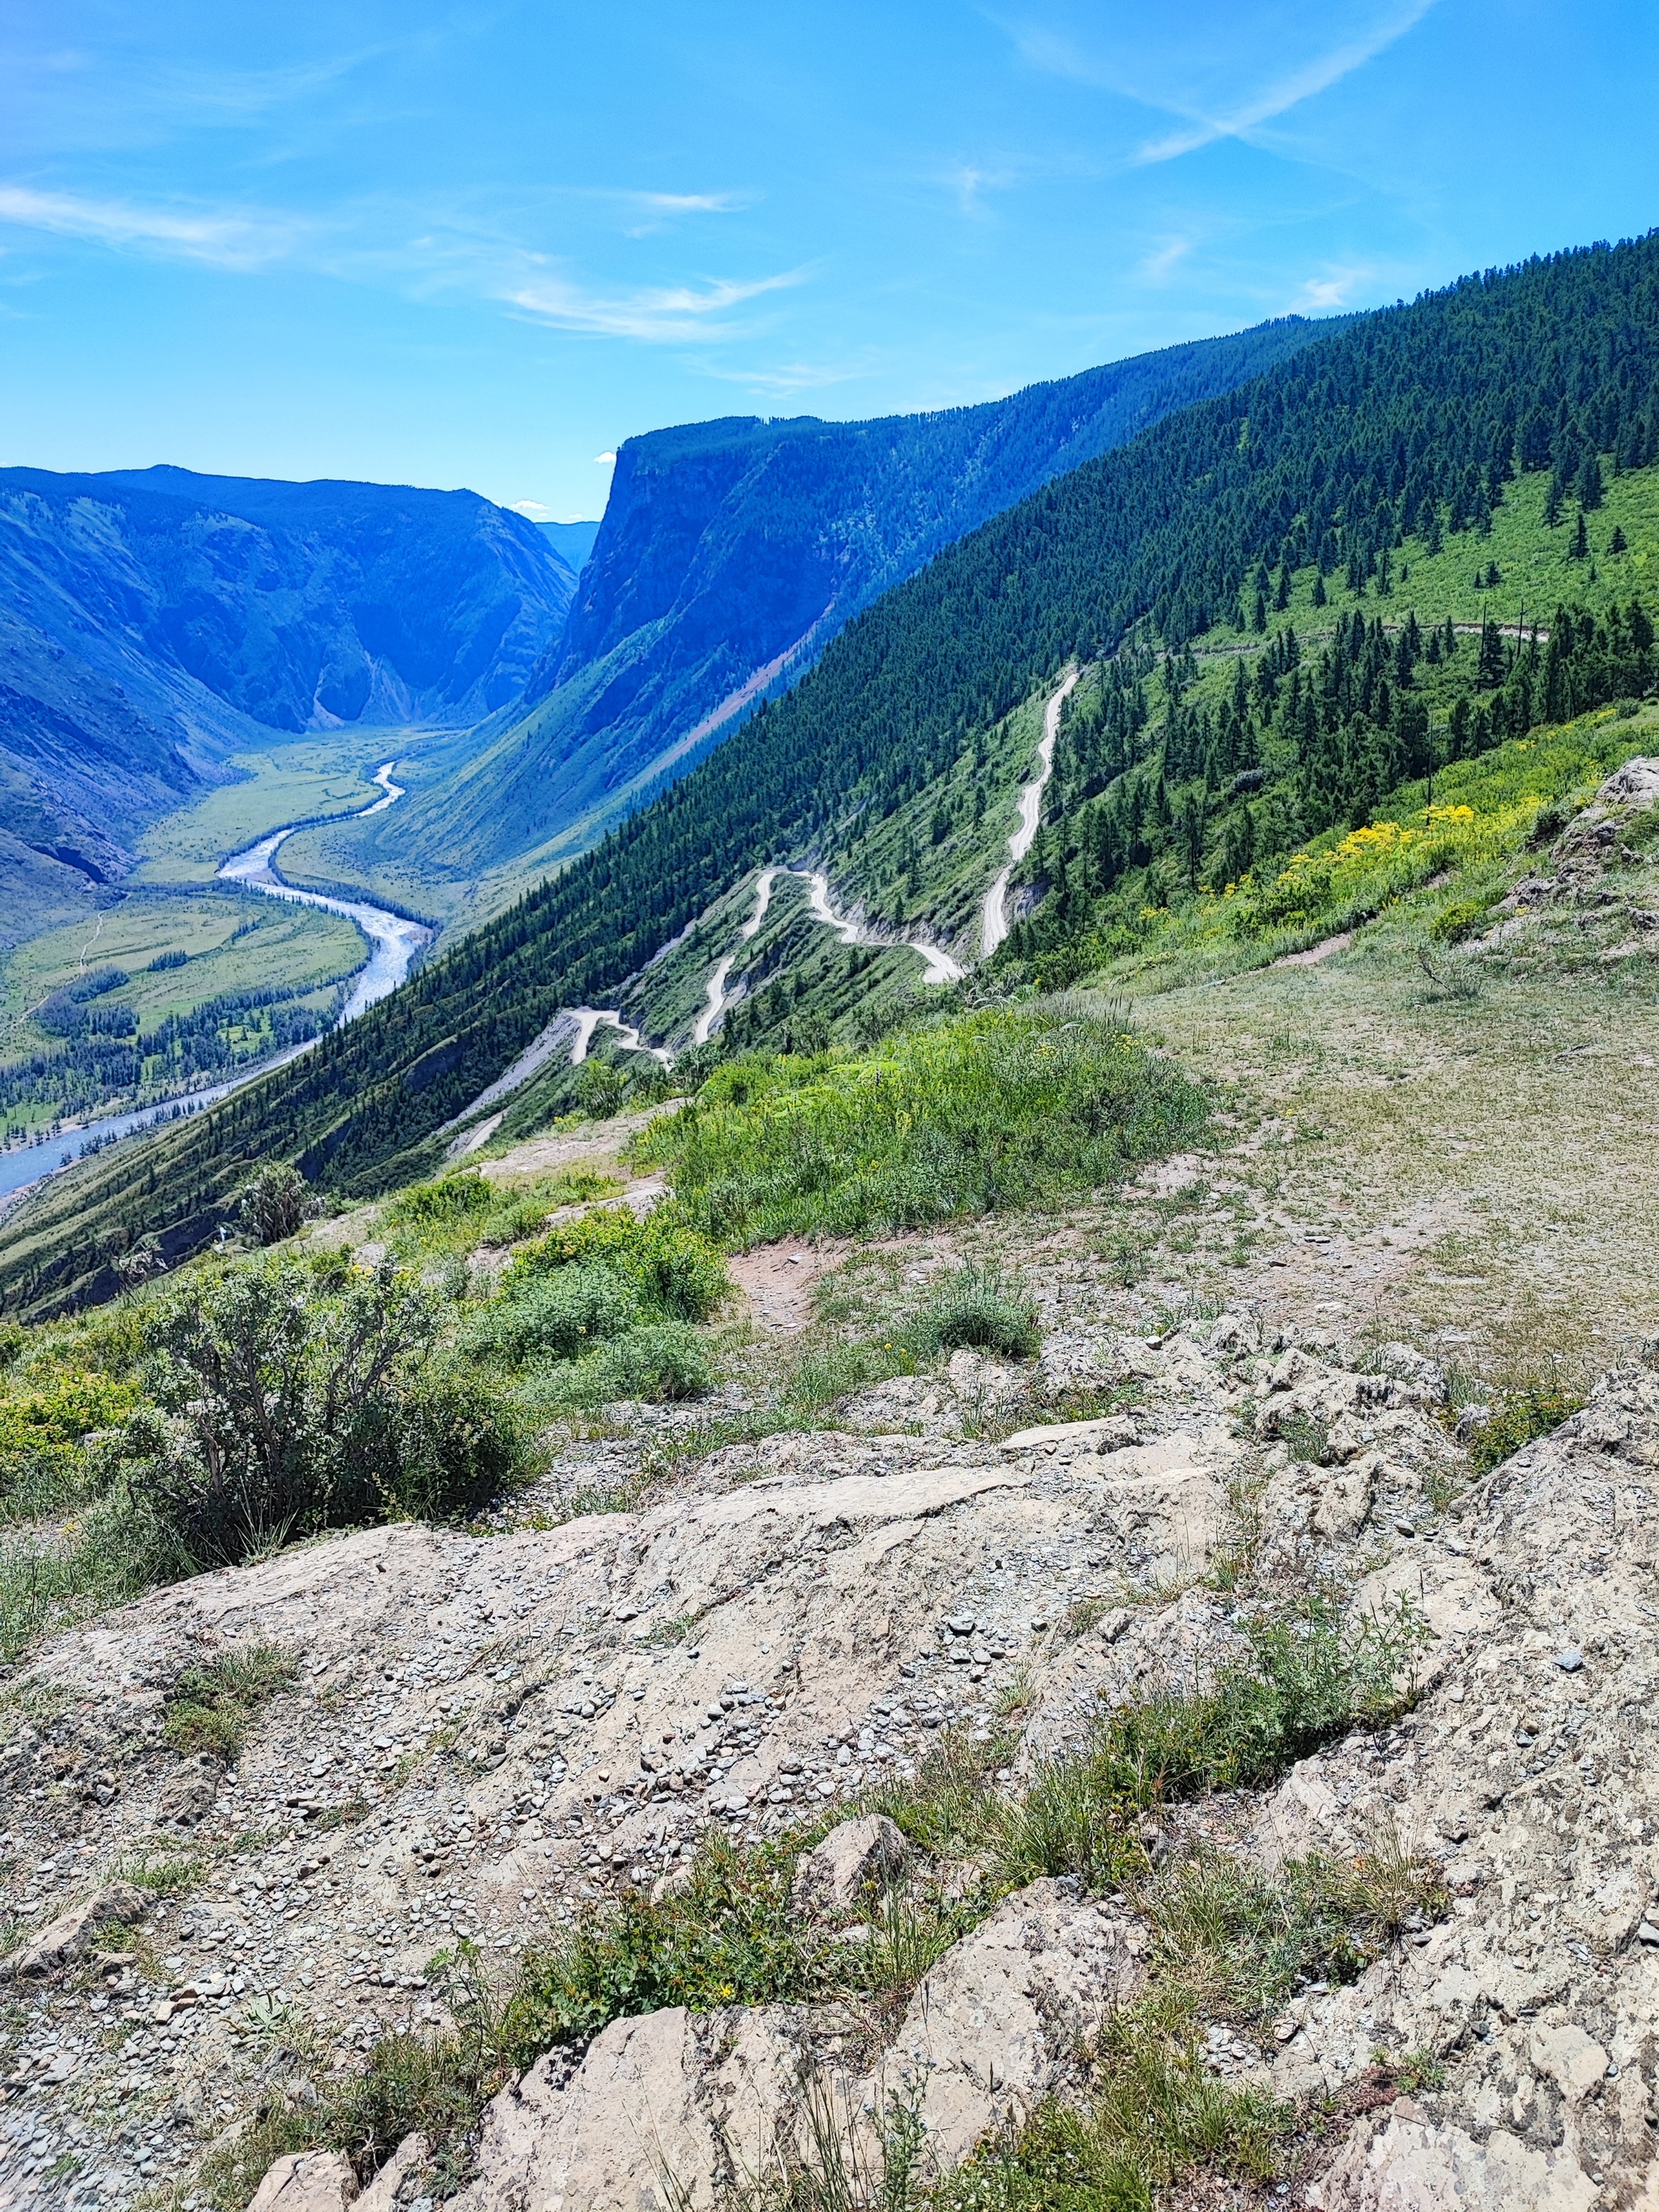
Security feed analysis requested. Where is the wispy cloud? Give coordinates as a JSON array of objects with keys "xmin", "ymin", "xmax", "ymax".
[
  {"xmin": 617, "ymin": 188, "xmax": 748, "ymax": 237},
  {"xmin": 506, "ymin": 266, "xmax": 805, "ymax": 341},
  {"xmin": 1139, "ymin": 237, "xmax": 1191, "ymax": 283},
  {"xmin": 1290, "ymin": 265, "xmax": 1371, "ymax": 311},
  {"xmin": 944, "ymin": 162, "xmax": 1017, "ymax": 218},
  {"xmin": 1002, "ymin": 2, "xmax": 1439, "ymax": 164},
  {"xmin": 594, "ymin": 453, "xmax": 616, "ymax": 465},
  {"xmin": 1132, "ymin": 6, "xmax": 1437, "ymax": 162},
  {"xmin": 0, "ymin": 183, "xmax": 298, "ymax": 268}
]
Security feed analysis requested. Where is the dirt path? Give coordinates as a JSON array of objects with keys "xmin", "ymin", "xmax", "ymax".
[{"xmin": 981, "ymin": 668, "xmax": 1079, "ymax": 957}]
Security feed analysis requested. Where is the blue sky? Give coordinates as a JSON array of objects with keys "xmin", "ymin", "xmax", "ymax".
[{"xmin": 2, "ymin": 2, "xmax": 1656, "ymax": 522}]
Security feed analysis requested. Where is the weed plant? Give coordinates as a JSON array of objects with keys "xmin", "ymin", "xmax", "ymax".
[
  {"xmin": 162, "ymin": 1644, "xmax": 296, "ymax": 1760},
  {"xmin": 636, "ymin": 1008, "xmax": 1207, "ymax": 1247},
  {"xmin": 1467, "ymin": 1381, "xmax": 1584, "ymax": 1473}
]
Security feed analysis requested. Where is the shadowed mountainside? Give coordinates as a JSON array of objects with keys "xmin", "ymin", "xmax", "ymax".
[
  {"xmin": 0, "ymin": 465, "xmax": 578, "ymax": 916},
  {"xmin": 352, "ymin": 319, "xmax": 1334, "ymax": 889}
]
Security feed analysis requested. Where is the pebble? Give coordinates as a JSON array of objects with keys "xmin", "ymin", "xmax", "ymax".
[{"xmin": 1555, "ymin": 1647, "xmax": 1585, "ymax": 1672}]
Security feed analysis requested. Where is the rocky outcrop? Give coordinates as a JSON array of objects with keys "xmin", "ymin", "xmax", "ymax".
[
  {"xmin": 13, "ymin": 1315, "xmax": 1659, "ymax": 2206},
  {"xmin": 868, "ymin": 1877, "xmax": 1146, "ymax": 2167},
  {"xmin": 1, "ymin": 1881, "xmax": 147, "ymax": 1978},
  {"xmin": 790, "ymin": 1814, "xmax": 909, "ymax": 1916}
]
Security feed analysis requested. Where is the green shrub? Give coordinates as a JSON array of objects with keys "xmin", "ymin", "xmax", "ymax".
[
  {"xmin": 384, "ymin": 1174, "xmax": 494, "ymax": 1229},
  {"xmin": 502, "ymin": 1834, "xmax": 826, "ymax": 2061},
  {"xmin": 1428, "ymin": 897, "xmax": 1491, "ymax": 944},
  {"xmin": 0, "ymin": 1369, "xmax": 141, "ymax": 1515},
  {"xmin": 913, "ymin": 1264, "xmax": 1041, "ymax": 1361},
  {"xmin": 468, "ymin": 1265, "xmax": 640, "ymax": 1365},
  {"xmin": 1469, "ymin": 1383, "xmax": 1583, "ymax": 1474},
  {"xmin": 385, "ymin": 1362, "xmax": 527, "ymax": 1524},
  {"xmin": 508, "ymin": 1204, "xmax": 728, "ymax": 1323},
  {"xmin": 565, "ymin": 1322, "xmax": 715, "ymax": 1404},
  {"xmin": 118, "ymin": 1257, "xmax": 525, "ymax": 1566},
  {"xmin": 636, "ymin": 1007, "xmax": 1208, "ymax": 1247},
  {"xmin": 237, "ymin": 1163, "xmax": 313, "ymax": 1246}
]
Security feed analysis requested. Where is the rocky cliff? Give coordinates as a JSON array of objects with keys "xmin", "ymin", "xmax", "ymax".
[{"xmin": 364, "ymin": 318, "xmax": 1333, "ymax": 884}]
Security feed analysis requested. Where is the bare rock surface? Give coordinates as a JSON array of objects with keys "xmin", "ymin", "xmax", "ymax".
[
  {"xmin": 1305, "ymin": 2104, "xmax": 1600, "ymax": 2210},
  {"xmin": 866, "ymin": 1877, "xmax": 1147, "ymax": 2165},
  {"xmin": 246, "ymin": 2151, "xmax": 360, "ymax": 2212},
  {"xmin": 790, "ymin": 1814, "xmax": 908, "ymax": 1915},
  {"xmin": 8, "ymin": 1297, "xmax": 1659, "ymax": 2208}
]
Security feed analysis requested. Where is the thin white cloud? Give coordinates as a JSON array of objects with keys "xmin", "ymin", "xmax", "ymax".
[
  {"xmin": 625, "ymin": 192, "xmax": 742, "ymax": 216},
  {"xmin": 507, "ymin": 266, "xmax": 804, "ymax": 342},
  {"xmin": 1000, "ymin": 2, "xmax": 1439, "ymax": 165},
  {"xmin": 594, "ymin": 453, "xmax": 616, "ymax": 465},
  {"xmin": 1139, "ymin": 237, "xmax": 1191, "ymax": 283},
  {"xmin": 1290, "ymin": 266, "xmax": 1371, "ymax": 311},
  {"xmin": 945, "ymin": 163, "xmax": 1017, "ymax": 219},
  {"xmin": 0, "ymin": 183, "xmax": 297, "ymax": 268},
  {"xmin": 1132, "ymin": 4, "xmax": 1437, "ymax": 162},
  {"xmin": 614, "ymin": 189, "xmax": 750, "ymax": 237},
  {"xmin": 510, "ymin": 499, "xmax": 555, "ymax": 519}
]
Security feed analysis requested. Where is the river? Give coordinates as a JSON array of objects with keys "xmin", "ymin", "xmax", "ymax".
[{"xmin": 0, "ymin": 762, "xmax": 430, "ymax": 1204}]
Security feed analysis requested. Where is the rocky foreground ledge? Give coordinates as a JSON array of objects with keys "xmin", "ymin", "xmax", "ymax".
[{"xmin": 3, "ymin": 1317, "xmax": 1658, "ymax": 2210}]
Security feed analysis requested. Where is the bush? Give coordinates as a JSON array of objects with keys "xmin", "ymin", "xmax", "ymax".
[
  {"xmin": 1428, "ymin": 897, "xmax": 1491, "ymax": 944},
  {"xmin": 508, "ymin": 1205, "xmax": 728, "ymax": 1324},
  {"xmin": 1469, "ymin": 1383, "xmax": 1583, "ymax": 1474},
  {"xmin": 638, "ymin": 1007, "xmax": 1208, "ymax": 1247},
  {"xmin": 502, "ymin": 1833, "xmax": 825, "ymax": 2061},
  {"xmin": 0, "ymin": 1369, "xmax": 141, "ymax": 1515},
  {"xmin": 913, "ymin": 1264, "xmax": 1041, "ymax": 1360},
  {"xmin": 384, "ymin": 1173, "xmax": 495, "ymax": 1230},
  {"xmin": 118, "ymin": 1257, "xmax": 524, "ymax": 1566},
  {"xmin": 385, "ymin": 1361, "xmax": 527, "ymax": 1524},
  {"xmin": 468, "ymin": 1265, "xmax": 640, "ymax": 1365},
  {"xmin": 565, "ymin": 1322, "xmax": 715, "ymax": 1404},
  {"xmin": 237, "ymin": 1162, "xmax": 313, "ymax": 1246}
]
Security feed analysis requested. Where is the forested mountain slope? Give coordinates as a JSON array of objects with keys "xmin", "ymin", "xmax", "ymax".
[
  {"xmin": 10, "ymin": 234, "xmax": 1659, "ymax": 1312},
  {"xmin": 0, "ymin": 466, "xmax": 577, "ymax": 918},
  {"xmin": 343, "ymin": 320, "xmax": 1331, "ymax": 888}
]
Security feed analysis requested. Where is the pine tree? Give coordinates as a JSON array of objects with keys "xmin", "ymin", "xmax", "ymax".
[
  {"xmin": 1610, "ymin": 525, "xmax": 1628, "ymax": 555},
  {"xmin": 1576, "ymin": 454, "xmax": 1605, "ymax": 511},
  {"xmin": 1571, "ymin": 511, "xmax": 1589, "ymax": 560},
  {"xmin": 1311, "ymin": 573, "xmax": 1327, "ymax": 607}
]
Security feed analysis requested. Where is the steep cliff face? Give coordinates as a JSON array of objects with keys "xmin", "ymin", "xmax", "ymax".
[
  {"xmin": 0, "ymin": 466, "xmax": 577, "ymax": 899},
  {"xmin": 366, "ymin": 317, "xmax": 1334, "ymax": 884}
]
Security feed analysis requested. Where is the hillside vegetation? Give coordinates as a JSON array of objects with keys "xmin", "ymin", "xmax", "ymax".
[{"xmin": 9, "ymin": 235, "xmax": 1659, "ymax": 1311}]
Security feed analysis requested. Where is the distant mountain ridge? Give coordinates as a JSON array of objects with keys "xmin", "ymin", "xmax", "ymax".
[
  {"xmin": 0, "ymin": 465, "xmax": 578, "ymax": 919},
  {"xmin": 348, "ymin": 318, "xmax": 1335, "ymax": 891}
]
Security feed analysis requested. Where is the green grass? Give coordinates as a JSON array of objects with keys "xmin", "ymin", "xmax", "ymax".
[
  {"xmin": 378, "ymin": 1166, "xmax": 621, "ymax": 1263},
  {"xmin": 162, "ymin": 1643, "xmax": 297, "ymax": 1759},
  {"xmin": 635, "ymin": 1004, "xmax": 1208, "ymax": 1247},
  {"xmin": 130, "ymin": 741, "xmax": 386, "ymax": 888},
  {"xmin": 1466, "ymin": 1381, "xmax": 1584, "ymax": 1474}
]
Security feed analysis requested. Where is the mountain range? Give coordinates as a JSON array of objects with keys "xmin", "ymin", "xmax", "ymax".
[
  {"xmin": 0, "ymin": 465, "xmax": 578, "ymax": 933},
  {"xmin": 10, "ymin": 232, "xmax": 1658, "ymax": 1313},
  {"xmin": 314, "ymin": 318, "xmax": 1330, "ymax": 899}
]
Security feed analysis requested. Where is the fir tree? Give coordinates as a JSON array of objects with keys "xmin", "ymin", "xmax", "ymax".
[
  {"xmin": 1576, "ymin": 454, "xmax": 1605, "ymax": 511},
  {"xmin": 1571, "ymin": 511, "xmax": 1589, "ymax": 559},
  {"xmin": 1311, "ymin": 573, "xmax": 1327, "ymax": 607},
  {"xmin": 1610, "ymin": 525, "xmax": 1628, "ymax": 555}
]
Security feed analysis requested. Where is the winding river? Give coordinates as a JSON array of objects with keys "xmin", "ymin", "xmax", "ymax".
[{"xmin": 0, "ymin": 763, "xmax": 429, "ymax": 1202}]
